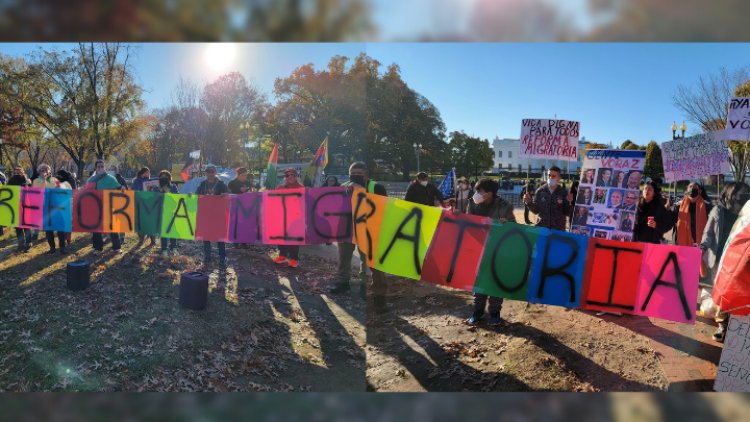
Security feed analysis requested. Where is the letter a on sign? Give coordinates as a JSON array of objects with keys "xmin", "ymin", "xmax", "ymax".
[{"xmin": 635, "ymin": 244, "xmax": 700, "ymax": 324}]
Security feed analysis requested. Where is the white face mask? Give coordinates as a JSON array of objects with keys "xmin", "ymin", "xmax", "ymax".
[
  {"xmin": 472, "ymin": 191, "xmax": 484, "ymax": 204},
  {"xmin": 547, "ymin": 178, "xmax": 558, "ymax": 188},
  {"xmin": 419, "ymin": 180, "xmax": 428, "ymax": 187}
]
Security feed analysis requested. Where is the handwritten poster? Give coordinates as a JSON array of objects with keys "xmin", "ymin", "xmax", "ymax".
[
  {"xmin": 573, "ymin": 149, "xmax": 645, "ymax": 242},
  {"xmin": 725, "ymin": 97, "xmax": 750, "ymax": 141},
  {"xmin": 661, "ymin": 132, "xmax": 732, "ymax": 182},
  {"xmin": 714, "ymin": 314, "xmax": 750, "ymax": 392},
  {"xmin": 519, "ymin": 118, "xmax": 580, "ymax": 162}
]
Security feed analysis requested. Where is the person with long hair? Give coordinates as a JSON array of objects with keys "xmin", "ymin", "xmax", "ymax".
[
  {"xmin": 633, "ymin": 181, "xmax": 671, "ymax": 244},
  {"xmin": 700, "ymin": 181, "xmax": 750, "ymax": 342}
]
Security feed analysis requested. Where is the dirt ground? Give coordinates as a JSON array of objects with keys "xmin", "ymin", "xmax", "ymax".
[
  {"xmin": 0, "ymin": 232, "xmax": 365, "ymax": 392},
  {"xmin": 363, "ymin": 207, "xmax": 670, "ymax": 392},
  {"xmin": 364, "ymin": 278, "xmax": 668, "ymax": 392}
]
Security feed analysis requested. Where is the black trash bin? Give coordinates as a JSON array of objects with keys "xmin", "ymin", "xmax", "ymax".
[
  {"xmin": 179, "ymin": 271, "xmax": 208, "ymax": 310},
  {"xmin": 66, "ymin": 260, "xmax": 90, "ymax": 291}
]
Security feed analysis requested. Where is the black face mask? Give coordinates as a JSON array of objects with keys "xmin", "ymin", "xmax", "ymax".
[
  {"xmin": 349, "ymin": 175, "xmax": 366, "ymax": 186},
  {"xmin": 159, "ymin": 177, "xmax": 170, "ymax": 187},
  {"xmin": 689, "ymin": 188, "xmax": 699, "ymax": 198}
]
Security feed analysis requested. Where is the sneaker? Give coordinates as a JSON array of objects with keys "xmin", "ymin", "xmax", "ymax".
[
  {"xmin": 287, "ymin": 259, "xmax": 299, "ymax": 268},
  {"xmin": 160, "ymin": 250, "xmax": 169, "ymax": 257},
  {"xmin": 273, "ymin": 255, "xmax": 288, "ymax": 265},
  {"xmin": 46, "ymin": 248, "xmax": 56, "ymax": 254},
  {"xmin": 113, "ymin": 249, "xmax": 122, "ymax": 254},
  {"xmin": 596, "ymin": 311, "xmax": 623, "ymax": 316},
  {"xmin": 487, "ymin": 314, "xmax": 504, "ymax": 326},
  {"xmin": 466, "ymin": 311, "xmax": 484, "ymax": 325},
  {"xmin": 713, "ymin": 324, "xmax": 727, "ymax": 342},
  {"xmin": 170, "ymin": 249, "xmax": 179, "ymax": 256}
]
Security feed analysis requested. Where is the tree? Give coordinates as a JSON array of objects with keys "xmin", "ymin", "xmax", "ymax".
[
  {"xmin": 673, "ymin": 67, "xmax": 750, "ymax": 182},
  {"xmin": 0, "ymin": 44, "xmax": 146, "ymax": 177},
  {"xmin": 271, "ymin": 53, "xmax": 446, "ymax": 179},
  {"xmin": 447, "ymin": 131, "xmax": 493, "ymax": 180},
  {"xmin": 200, "ymin": 72, "xmax": 266, "ymax": 166},
  {"xmin": 644, "ymin": 141, "xmax": 663, "ymax": 181}
]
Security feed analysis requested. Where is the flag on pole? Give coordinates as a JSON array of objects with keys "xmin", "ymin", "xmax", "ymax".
[
  {"xmin": 438, "ymin": 167, "xmax": 457, "ymax": 200},
  {"xmin": 265, "ymin": 143, "xmax": 279, "ymax": 189},
  {"xmin": 189, "ymin": 149, "xmax": 201, "ymax": 159},
  {"xmin": 303, "ymin": 137, "xmax": 329, "ymax": 187}
]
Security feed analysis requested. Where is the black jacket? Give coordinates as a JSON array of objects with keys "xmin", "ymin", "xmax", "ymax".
[
  {"xmin": 405, "ymin": 181, "xmax": 441, "ymax": 206},
  {"xmin": 527, "ymin": 184, "xmax": 571, "ymax": 230},
  {"xmin": 633, "ymin": 197, "xmax": 671, "ymax": 244}
]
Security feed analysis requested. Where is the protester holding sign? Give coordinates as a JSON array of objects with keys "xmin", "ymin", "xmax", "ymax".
[
  {"xmin": 633, "ymin": 181, "xmax": 671, "ymax": 244},
  {"xmin": 32, "ymin": 163, "xmax": 70, "ymax": 254},
  {"xmin": 272, "ymin": 168, "xmax": 304, "ymax": 268},
  {"xmin": 87, "ymin": 159, "xmax": 123, "ymax": 254},
  {"xmin": 332, "ymin": 162, "xmax": 388, "ymax": 308},
  {"xmin": 523, "ymin": 166, "xmax": 572, "ymax": 231},
  {"xmin": 7, "ymin": 167, "xmax": 32, "ymax": 252},
  {"xmin": 131, "ymin": 167, "xmax": 157, "ymax": 246},
  {"xmin": 196, "ymin": 165, "xmax": 228, "ymax": 266},
  {"xmin": 466, "ymin": 178, "xmax": 517, "ymax": 326},
  {"xmin": 700, "ymin": 182, "xmax": 750, "ymax": 342},
  {"xmin": 156, "ymin": 170, "xmax": 179, "ymax": 256}
]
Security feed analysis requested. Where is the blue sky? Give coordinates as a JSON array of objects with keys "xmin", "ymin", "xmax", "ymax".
[{"xmin": 2, "ymin": 42, "xmax": 750, "ymax": 147}]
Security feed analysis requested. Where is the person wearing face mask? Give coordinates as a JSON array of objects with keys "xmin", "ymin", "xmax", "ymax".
[
  {"xmin": 196, "ymin": 165, "xmax": 229, "ymax": 267},
  {"xmin": 87, "ymin": 159, "xmax": 124, "ymax": 254},
  {"xmin": 700, "ymin": 182, "xmax": 750, "ymax": 342},
  {"xmin": 405, "ymin": 172, "xmax": 442, "ymax": 207},
  {"xmin": 454, "ymin": 177, "xmax": 473, "ymax": 214},
  {"xmin": 668, "ymin": 182, "xmax": 712, "ymax": 249},
  {"xmin": 466, "ymin": 178, "xmax": 517, "ymax": 326},
  {"xmin": 332, "ymin": 162, "xmax": 388, "ymax": 310},
  {"xmin": 523, "ymin": 166, "xmax": 573, "ymax": 231},
  {"xmin": 32, "ymin": 163, "xmax": 71, "ymax": 254},
  {"xmin": 156, "ymin": 170, "xmax": 179, "ymax": 256}
]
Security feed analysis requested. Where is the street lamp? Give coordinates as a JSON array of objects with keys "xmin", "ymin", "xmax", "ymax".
[
  {"xmin": 413, "ymin": 142, "xmax": 422, "ymax": 173},
  {"xmin": 671, "ymin": 121, "xmax": 687, "ymax": 139}
]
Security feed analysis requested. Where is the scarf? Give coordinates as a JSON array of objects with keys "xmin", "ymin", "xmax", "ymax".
[{"xmin": 677, "ymin": 196, "xmax": 707, "ymax": 276}]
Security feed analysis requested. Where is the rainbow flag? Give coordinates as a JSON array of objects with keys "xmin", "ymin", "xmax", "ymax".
[{"xmin": 265, "ymin": 143, "xmax": 279, "ymax": 190}]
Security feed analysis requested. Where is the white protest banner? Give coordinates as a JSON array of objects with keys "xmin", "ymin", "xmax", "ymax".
[
  {"xmin": 571, "ymin": 149, "xmax": 645, "ymax": 242},
  {"xmin": 714, "ymin": 314, "xmax": 750, "ymax": 392},
  {"xmin": 725, "ymin": 97, "xmax": 750, "ymax": 141},
  {"xmin": 661, "ymin": 132, "xmax": 732, "ymax": 183},
  {"xmin": 519, "ymin": 118, "xmax": 579, "ymax": 162}
]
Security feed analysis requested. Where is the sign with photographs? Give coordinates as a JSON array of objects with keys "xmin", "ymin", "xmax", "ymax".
[{"xmin": 572, "ymin": 149, "xmax": 645, "ymax": 241}]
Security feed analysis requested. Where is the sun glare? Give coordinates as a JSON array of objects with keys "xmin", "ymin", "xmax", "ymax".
[{"xmin": 204, "ymin": 43, "xmax": 237, "ymax": 73}]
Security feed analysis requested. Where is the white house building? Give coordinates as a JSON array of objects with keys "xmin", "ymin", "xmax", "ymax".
[{"xmin": 491, "ymin": 136, "xmax": 594, "ymax": 177}]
